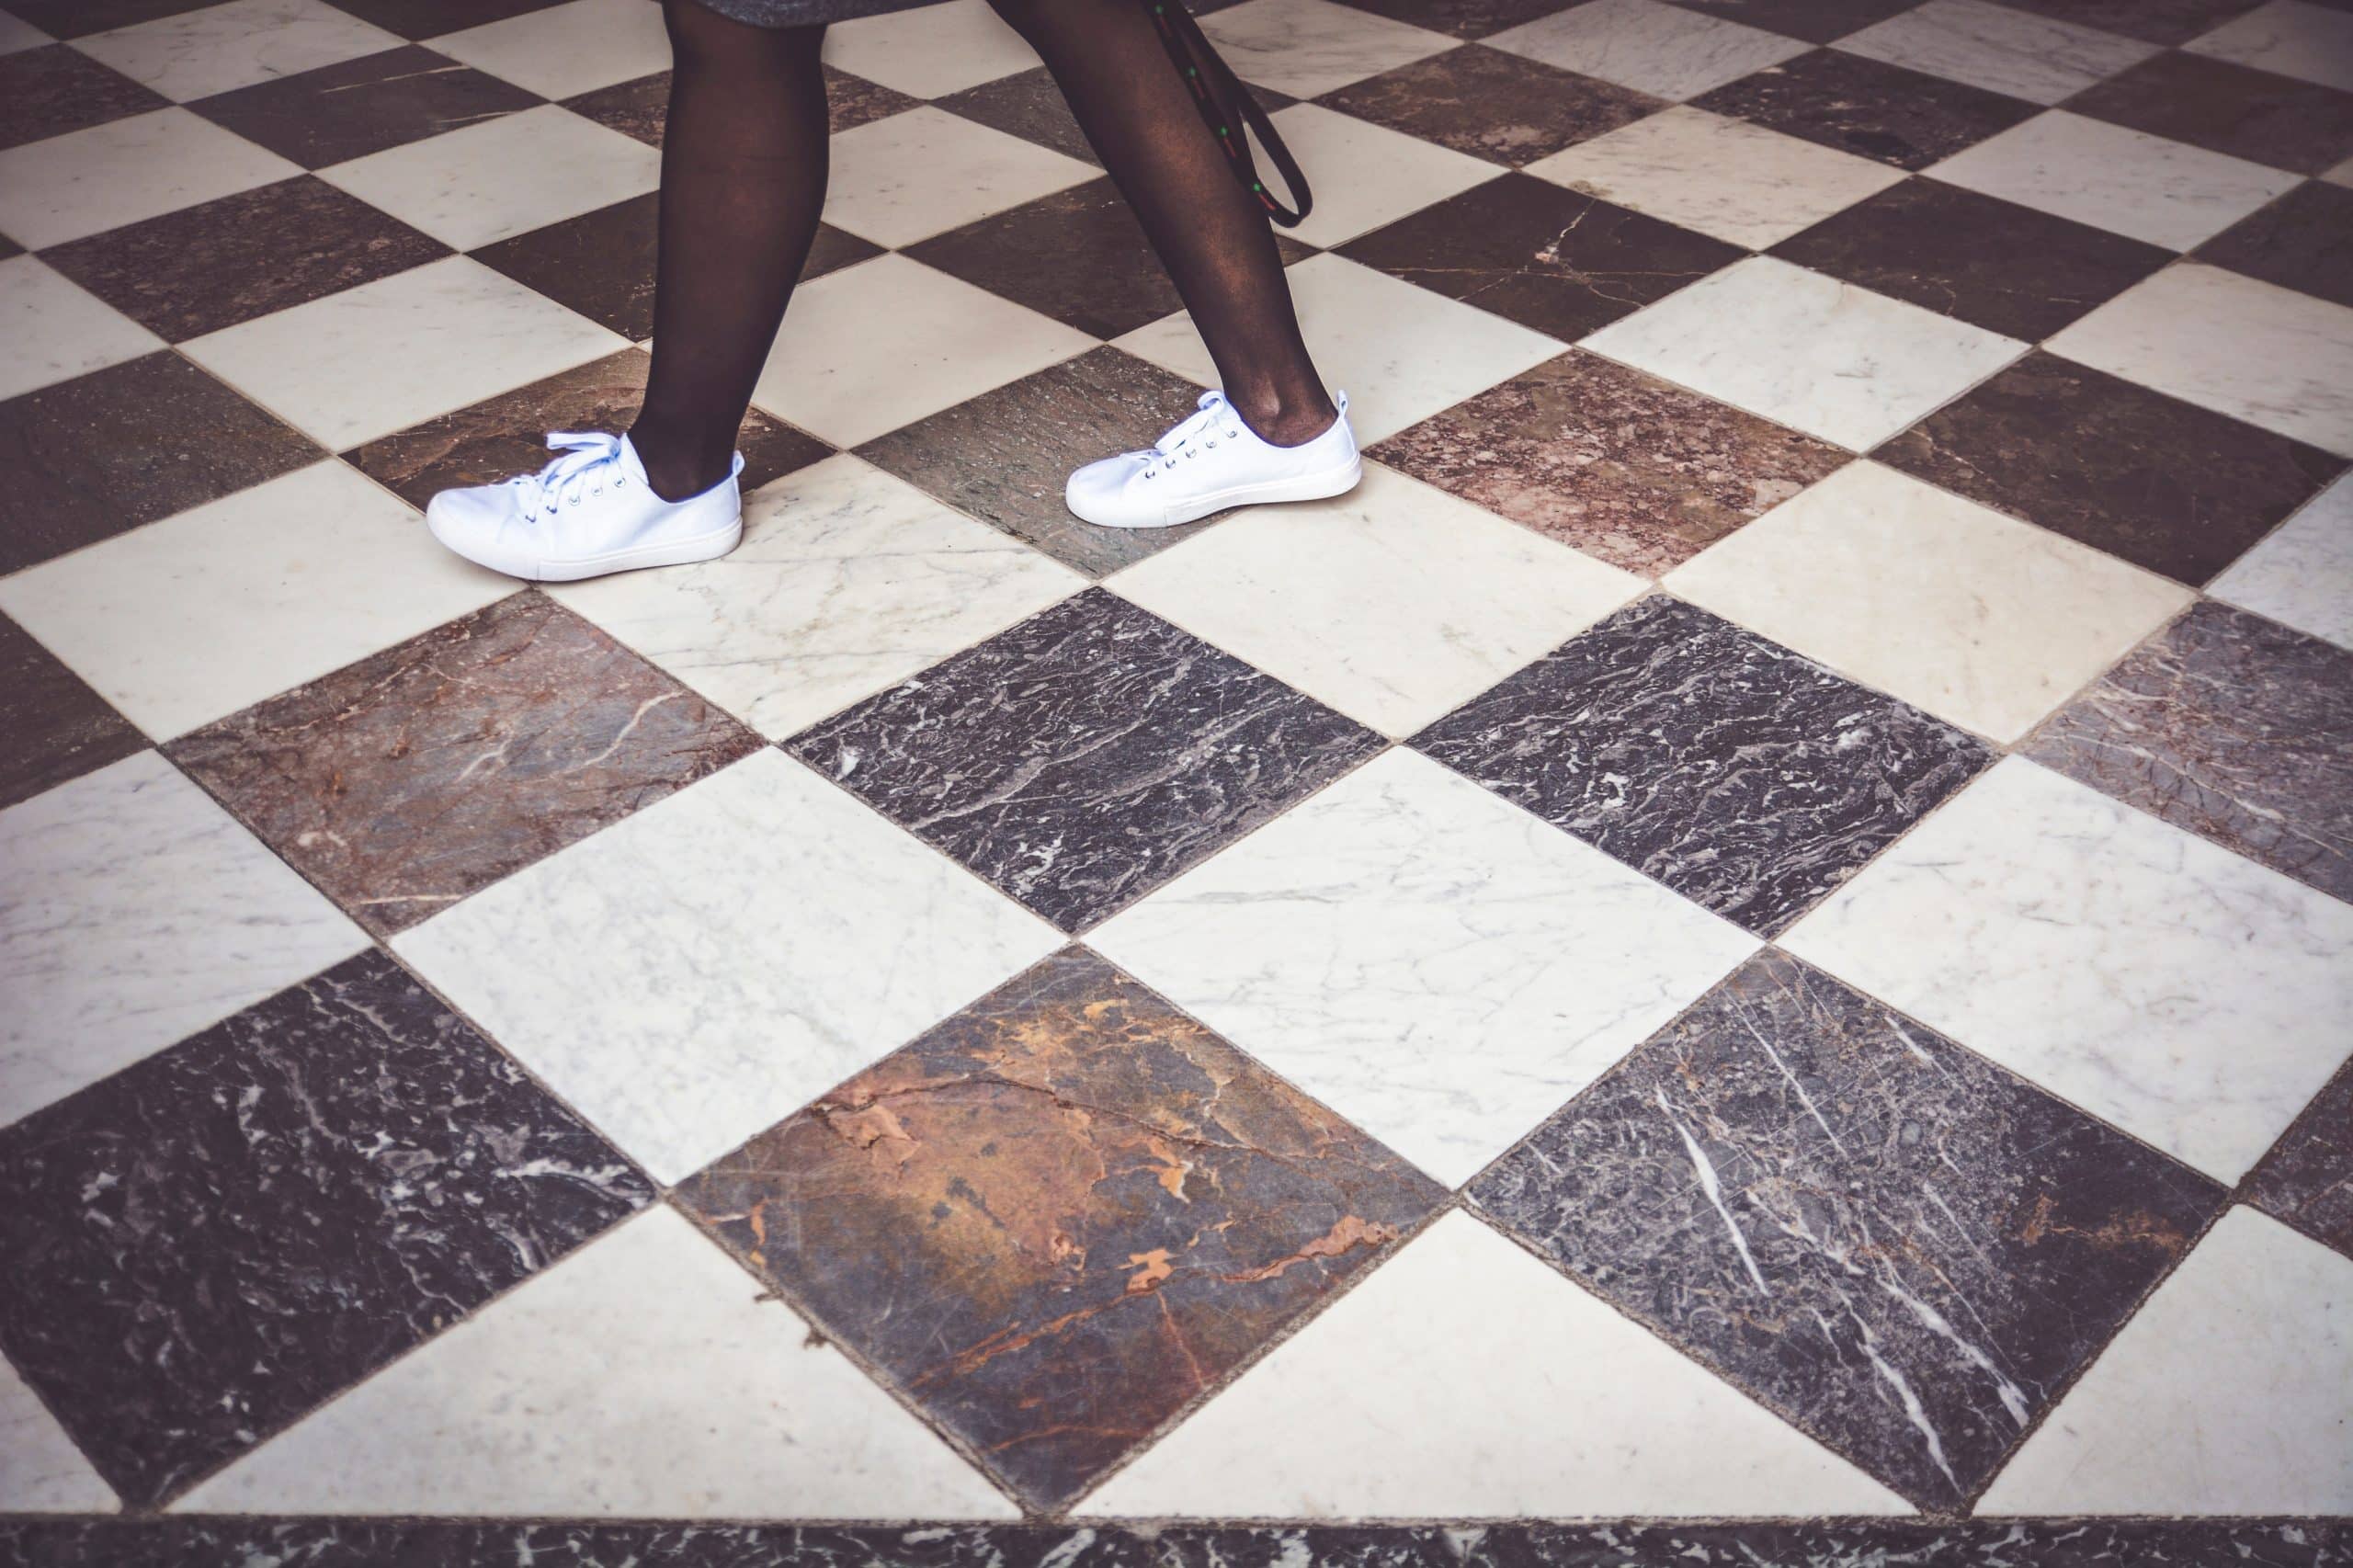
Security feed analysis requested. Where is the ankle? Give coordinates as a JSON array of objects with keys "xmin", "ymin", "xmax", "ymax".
[
  {"xmin": 1230, "ymin": 393, "xmax": 1340, "ymax": 449},
  {"xmin": 627, "ymin": 420, "xmax": 735, "ymax": 504}
]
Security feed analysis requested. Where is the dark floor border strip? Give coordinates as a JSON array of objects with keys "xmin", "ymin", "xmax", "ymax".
[{"xmin": 1, "ymin": 1517, "xmax": 2347, "ymax": 1567}]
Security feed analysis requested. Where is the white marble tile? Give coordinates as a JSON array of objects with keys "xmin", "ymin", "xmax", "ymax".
[
  {"xmin": 1090, "ymin": 750, "xmax": 1756, "ymax": 1186},
  {"xmin": 1108, "ymin": 462, "xmax": 1641, "ymax": 736},
  {"xmin": 2186, "ymin": 0, "xmax": 2353, "ymax": 91},
  {"xmin": 427, "ymin": 0, "xmax": 669, "ymax": 98},
  {"xmin": 2046, "ymin": 263, "xmax": 2353, "ymax": 457},
  {"xmin": 1783, "ymin": 758, "xmax": 2353, "ymax": 1183},
  {"xmin": 1113, "ymin": 252, "xmax": 1563, "ymax": 445},
  {"xmin": 1581, "ymin": 256, "xmax": 2025, "ymax": 452},
  {"xmin": 1260, "ymin": 103, "xmax": 1502, "ymax": 249},
  {"xmin": 182, "ymin": 255, "xmax": 627, "ymax": 449},
  {"xmin": 1665, "ymin": 460, "xmax": 2191, "ymax": 743},
  {"xmin": 0, "ymin": 461, "xmax": 512, "ymax": 741},
  {"xmin": 0, "ymin": 11, "xmax": 50, "ymax": 53},
  {"xmin": 748, "ymin": 254, "xmax": 1093, "ymax": 448},
  {"xmin": 822, "ymin": 0, "xmax": 1039, "ymax": 97},
  {"xmin": 1929, "ymin": 110, "xmax": 2301, "ymax": 250},
  {"xmin": 1979, "ymin": 1207, "xmax": 2353, "ymax": 1515},
  {"xmin": 319, "ymin": 104, "xmax": 660, "ymax": 252},
  {"xmin": 1077, "ymin": 1211, "xmax": 1906, "ymax": 1517},
  {"xmin": 1196, "ymin": 0, "xmax": 1457, "ymax": 97},
  {"xmin": 0, "ymin": 107, "xmax": 300, "ymax": 251},
  {"xmin": 551, "ymin": 454, "xmax": 1082, "ymax": 738},
  {"xmin": 0, "ymin": 751, "xmax": 368, "ymax": 1128},
  {"xmin": 1525, "ymin": 105, "xmax": 1906, "ymax": 250},
  {"xmin": 0, "ymin": 256, "xmax": 163, "ymax": 403},
  {"xmin": 1833, "ymin": 0, "xmax": 2156, "ymax": 105},
  {"xmin": 73, "ymin": 0, "xmax": 402, "ymax": 102},
  {"xmin": 2327, "ymin": 153, "xmax": 2353, "ymax": 187},
  {"xmin": 1487, "ymin": 0, "xmax": 1810, "ymax": 100},
  {"xmin": 0, "ymin": 1358, "xmax": 116, "ymax": 1512},
  {"xmin": 2209, "ymin": 472, "xmax": 2353, "ymax": 652},
  {"xmin": 177, "ymin": 1209, "xmax": 1017, "ymax": 1517},
  {"xmin": 822, "ymin": 105, "xmax": 1097, "ymax": 249},
  {"xmin": 394, "ymin": 750, "xmax": 1062, "ymax": 1184}
]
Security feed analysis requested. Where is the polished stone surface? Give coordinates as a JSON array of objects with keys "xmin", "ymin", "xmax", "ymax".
[
  {"xmin": 187, "ymin": 43, "xmax": 540, "ymax": 167},
  {"xmin": 1691, "ymin": 46, "xmax": 2039, "ymax": 169},
  {"xmin": 2246, "ymin": 1063, "xmax": 2353, "ymax": 1262},
  {"xmin": 0, "ymin": 44, "xmax": 165, "ymax": 150},
  {"xmin": 2067, "ymin": 49, "xmax": 2353, "ymax": 176},
  {"xmin": 0, "ymin": 615, "xmax": 143, "ymax": 813},
  {"xmin": 1319, "ymin": 43, "xmax": 1662, "ymax": 165},
  {"xmin": 2197, "ymin": 178, "xmax": 2353, "ymax": 311},
  {"xmin": 2211, "ymin": 472, "xmax": 2353, "ymax": 651},
  {"xmin": 1832, "ymin": 0, "xmax": 2156, "ymax": 105}
]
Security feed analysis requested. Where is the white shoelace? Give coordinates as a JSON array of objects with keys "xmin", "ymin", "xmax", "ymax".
[
  {"xmin": 1137, "ymin": 391, "xmax": 1245, "ymax": 481},
  {"xmin": 509, "ymin": 431, "xmax": 634, "ymax": 517}
]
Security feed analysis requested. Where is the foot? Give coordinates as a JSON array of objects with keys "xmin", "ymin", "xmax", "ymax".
[
  {"xmin": 425, "ymin": 432, "xmax": 745, "ymax": 582},
  {"xmin": 1065, "ymin": 390, "xmax": 1360, "ymax": 530}
]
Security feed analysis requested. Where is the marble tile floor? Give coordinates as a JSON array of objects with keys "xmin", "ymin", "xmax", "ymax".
[{"xmin": 1, "ymin": 0, "xmax": 2350, "ymax": 1561}]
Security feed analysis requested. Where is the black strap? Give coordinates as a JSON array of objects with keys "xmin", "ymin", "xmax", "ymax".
[{"xmin": 1145, "ymin": 0, "xmax": 1313, "ymax": 227}]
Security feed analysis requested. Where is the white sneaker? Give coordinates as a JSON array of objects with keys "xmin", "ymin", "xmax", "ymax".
[
  {"xmin": 424, "ymin": 431, "xmax": 744, "ymax": 582},
  {"xmin": 1065, "ymin": 390, "xmax": 1360, "ymax": 529}
]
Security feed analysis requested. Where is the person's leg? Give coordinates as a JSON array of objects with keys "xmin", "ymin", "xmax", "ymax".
[
  {"xmin": 629, "ymin": 0, "xmax": 832, "ymax": 501},
  {"xmin": 987, "ymin": 0, "xmax": 1336, "ymax": 447}
]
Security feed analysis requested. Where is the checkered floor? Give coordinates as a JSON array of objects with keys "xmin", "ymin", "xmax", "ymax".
[{"xmin": 4, "ymin": 0, "xmax": 2353, "ymax": 1560}]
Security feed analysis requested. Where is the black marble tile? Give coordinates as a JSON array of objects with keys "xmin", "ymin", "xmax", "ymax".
[
  {"xmin": 320, "ymin": 0, "xmax": 571, "ymax": 36},
  {"xmin": 1339, "ymin": 174, "xmax": 1743, "ymax": 340},
  {"xmin": 1329, "ymin": 0, "xmax": 1574, "ymax": 37},
  {"xmin": 1990, "ymin": 0, "xmax": 2264, "ymax": 46},
  {"xmin": 1769, "ymin": 177, "xmax": 2170, "ymax": 341},
  {"xmin": 1471, "ymin": 949, "xmax": 2228, "ymax": 1507},
  {"xmin": 1660, "ymin": 0, "xmax": 1926, "ymax": 42},
  {"xmin": 0, "ymin": 950, "xmax": 653, "ymax": 1506},
  {"xmin": 2196, "ymin": 178, "xmax": 2353, "ymax": 311},
  {"xmin": 1317, "ymin": 46, "xmax": 1662, "ymax": 166},
  {"xmin": 785, "ymin": 589, "xmax": 1383, "ymax": 930},
  {"xmin": 935, "ymin": 66, "xmax": 1101, "ymax": 165},
  {"xmin": 0, "ymin": 45, "xmax": 166, "ymax": 151},
  {"xmin": 0, "ymin": 0, "xmax": 215, "ymax": 39},
  {"xmin": 0, "ymin": 614, "xmax": 145, "ymax": 812},
  {"xmin": 1414, "ymin": 596, "xmax": 1990, "ymax": 935},
  {"xmin": 471, "ymin": 193, "xmax": 660, "ymax": 340},
  {"xmin": 2247, "ymin": 1059, "xmax": 2353, "ymax": 1263},
  {"xmin": 1693, "ymin": 49, "xmax": 2040, "ymax": 170},
  {"xmin": 188, "ymin": 45, "xmax": 542, "ymax": 168},
  {"xmin": 2067, "ymin": 51, "xmax": 2353, "ymax": 176}
]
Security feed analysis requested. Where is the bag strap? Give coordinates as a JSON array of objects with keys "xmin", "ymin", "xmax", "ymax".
[{"xmin": 1144, "ymin": 0, "xmax": 1313, "ymax": 227}]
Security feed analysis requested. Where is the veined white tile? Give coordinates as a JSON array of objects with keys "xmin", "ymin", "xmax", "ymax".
[
  {"xmin": 73, "ymin": 0, "xmax": 401, "ymax": 102},
  {"xmin": 394, "ymin": 750, "xmax": 1063, "ymax": 1184},
  {"xmin": 1930, "ymin": 111, "xmax": 2300, "ymax": 251},
  {"xmin": 1076, "ymin": 1211, "xmax": 1907, "ymax": 1516},
  {"xmin": 0, "ymin": 256, "xmax": 162, "ymax": 403},
  {"xmin": 2208, "ymin": 472, "xmax": 2353, "ymax": 652},
  {"xmin": 1833, "ymin": 0, "xmax": 2156, "ymax": 105},
  {"xmin": 823, "ymin": 105, "xmax": 1097, "ymax": 249},
  {"xmin": 427, "ymin": 0, "xmax": 669, "ymax": 98},
  {"xmin": 1580, "ymin": 256, "xmax": 2026, "ymax": 451},
  {"xmin": 0, "ymin": 1358, "xmax": 116, "ymax": 1512},
  {"xmin": 0, "ymin": 461, "xmax": 512, "ymax": 741},
  {"xmin": 822, "ymin": 0, "xmax": 1039, "ymax": 97},
  {"xmin": 749, "ymin": 254, "xmax": 1094, "ymax": 448},
  {"xmin": 1979, "ymin": 1207, "xmax": 2353, "ymax": 1514},
  {"xmin": 177, "ymin": 1209, "xmax": 1018, "ymax": 1517},
  {"xmin": 1196, "ymin": 0, "xmax": 1456, "ymax": 97},
  {"xmin": 182, "ymin": 255, "xmax": 627, "ymax": 449},
  {"xmin": 1782, "ymin": 757, "xmax": 2353, "ymax": 1183},
  {"xmin": 1487, "ymin": 0, "xmax": 1809, "ymax": 100},
  {"xmin": 2046, "ymin": 263, "xmax": 2353, "ymax": 458},
  {"xmin": 0, "ymin": 108, "xmax": 299, "ymax": 250},
  {"xmin": 1664, "ymin": 460, "xmax": 2192, "ymax": 744},
  {"xmin": 1113, "ymin": 252, "xmax": 1563, "ymax": 445},
  {"xmin": 1090, "ymin": 750, "xmax": 1756, "ymax": 1186},
  {"xmin": 2185, "ymin": 0, "xmax": 2353, "ymax": 92},
  {"xmin": 0, "ymin": 752, "xmax": 367, "ymax": 1127},
  {"xmin": 1108, "ymin": 461, "xmax": 1641, "ymax": 736},
  {"xmin": 551, "ymin": 454, "xmax": 1083, "ymax": 738},
  {"xmin": 319, "ymin": 105, "xmax": 660, "ymax": 252},
  {"xmin": 1258, "ymin": 102, "xmax": 1501, "ymax": 250},
  {"xmin": 1525, "ymin": 105, "xmax": 1905, "ymax": 250}
]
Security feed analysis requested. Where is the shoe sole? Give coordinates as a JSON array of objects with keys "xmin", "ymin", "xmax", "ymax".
[
  {"xmin": 1072, "ymin": 454, "xmax": 1364, "ymax": 530},
  {"xmin": 427, "ymin": 512, "xmax": 744, "ymax": 583}
]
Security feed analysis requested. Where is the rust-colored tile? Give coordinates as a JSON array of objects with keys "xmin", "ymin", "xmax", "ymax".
[
  {"xmin": 1320, "ymin": 46, "xmax": 1660, "ymax": 166},
  {"xmin": 677, "ymin": 948, "xmax": 1445, "ymax": 1508}
]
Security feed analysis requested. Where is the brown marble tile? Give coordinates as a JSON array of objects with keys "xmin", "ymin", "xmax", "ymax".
[
  {"xmin": 1768, "ymin": 177, "xmax": 2169, "ymax": 341},
  {"xmin": 1318, "ymin": 45, "xmax": 1661, "ymax": 166},
  {"xmin": 40, "ymin": 176, "xmax": 449, "ymax": 342},
  {"xmin": 1876, "ymin": 350, "xmax": 2345, "ymax": 585},
  {"xmin": 562, "ymin": 73, "xmax": 669, "ymax": 146},
  {"xmin": 1659, "ymin": 0, "xmax": 1926, "ymax": 41},
  {"xmin": 2247, "ymin": 1062, "xmax": 2353, "ymax": 1263},
  {"xmin": 2195, "ymin": 179, "xmax": 2353, "ymax": 311},
  {"xmin": 857, "ymin": 347, "xmax": 1228, "ymax": 576},
  {"xmin": 318, "ymin": 0, "xmax": 574, "ymax": 37},
  {"xmin": 343, "ymin": 350, "xmax": 831, "ymax": 510},
  {"xmin": 825, "ymin": 64, "xmax": 923, "ymax": 136},
  {"xmin": 1992, "ymin": 0, "xmax": 2264, "ymax": 46},
  {"xmin": 0, "ymin": 354, "xmax": 321, "ymax": 576},
  {"xmin": 0, "ymin": 0, "xmax": 215, "ymax": 38},
  {"xmin": 0, "ymin": 45, "xmax": 167, "ymax": 151},
  {"xmin": 471, "ymin": 194, "xmax": 657, "ymax": 338},
  {"xmin": 2068, "ymin": 51, "xmax": 2353, "ymax": 176},
  {"xmin": 935, "ymin": 66, "xmax": 1101, "ymax": 166},
  {"xmin": 188, "ymin": 45, "xmax": 542, "ymax": 169},
  {"xmin": 1331, "ymin": 0, "xmax": 1579, "ymax": 37},
  {"xmin": 1340, "ymin": 174, "xmax": 1742, "ymax": 340},
  {"xmin": 676, "ymin": 946, "xmax": 1445, "ymax": 1509},
  {"xmin": 167, "ymin": 593, "xmax": 766, "ymax": 937},
  {"xmin": 1371, "ymin": 349, "xmax": 1849, "ymax": 575},
  {"xmin": 1692, "ymin": 49, "xmax": 2040, "ymax": 170},
  {"xmin": 2023, "ymin": 599, "xmax": 2353, "ymax": 903},
  {"xmin": 0, "ymin": 614, "xmax": 145, "ymax": 812}
]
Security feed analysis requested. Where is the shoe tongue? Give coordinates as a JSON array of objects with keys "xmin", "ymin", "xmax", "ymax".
[{"xmin": 615, "ymin": 434, "xmax": 653, "ymax": 487}]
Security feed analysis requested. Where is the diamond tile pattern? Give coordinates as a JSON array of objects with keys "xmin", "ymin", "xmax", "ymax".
[{"xmin": 4, "ymin": 0, "xmax": 2352, "ymax": 1540}]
